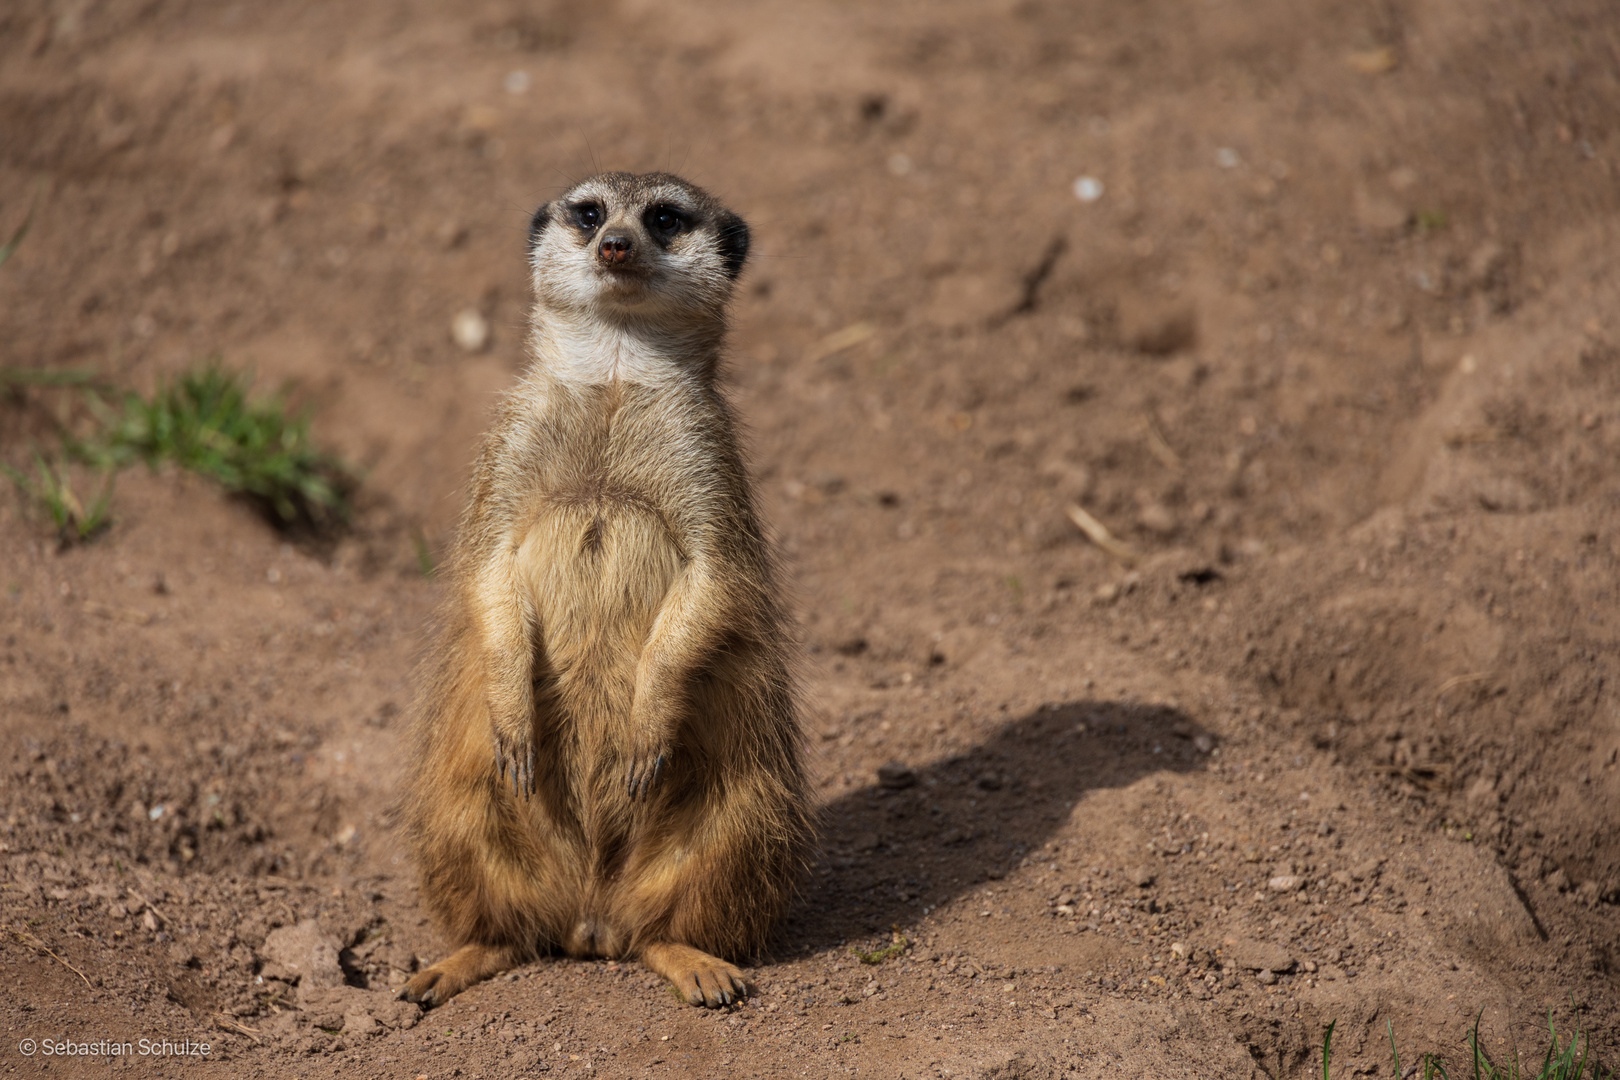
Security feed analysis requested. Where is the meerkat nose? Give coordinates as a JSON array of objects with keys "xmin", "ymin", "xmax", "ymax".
[{"xmin": 598, "ymin": 234, "xmax": 634, "ymax": 265}]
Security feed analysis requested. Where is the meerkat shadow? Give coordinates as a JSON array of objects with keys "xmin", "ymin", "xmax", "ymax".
[{"xmin": 777, "ymin": 699, "xmax": 1215, "ymax": 955}]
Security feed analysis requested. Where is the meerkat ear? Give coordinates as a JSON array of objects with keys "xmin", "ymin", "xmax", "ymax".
[
  {"xmin": 715, "ymin": 211, "xmax": 750, "ymax": 279},
  {"xmin": 528, "ymin": 203, "xmax": 551, "ymax": 250}
]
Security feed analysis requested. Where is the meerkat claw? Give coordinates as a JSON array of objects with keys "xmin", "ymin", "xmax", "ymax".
[
  {"xmin": 628, "ymin": 753, "xmax": 667, "ymax": 801},
  {"xmin": 492, "ymin": 739, "xmax": 535, "ymax": 798}
]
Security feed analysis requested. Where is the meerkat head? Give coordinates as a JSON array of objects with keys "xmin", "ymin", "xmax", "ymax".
[{"xmin": 527, "ymin": 172, "xmax": 749, "ymax": 329}]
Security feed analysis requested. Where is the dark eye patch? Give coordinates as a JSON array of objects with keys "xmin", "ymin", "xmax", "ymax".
[
  {"xmin": 644, "ymin": 204, "xmax": 687, "ymax": 241},
  {"xmin": 571, "ymin": 203, "xmax": 602, "ymax": 230}
]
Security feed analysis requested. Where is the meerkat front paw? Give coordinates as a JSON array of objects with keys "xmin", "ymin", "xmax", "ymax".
[
  {"xmin": 401, "ymin": 944, "xmax": 515, "ymax": 1007},
  {"xmin": 492, "ymin": 727, "xmax": 536, "ymax": 799}
]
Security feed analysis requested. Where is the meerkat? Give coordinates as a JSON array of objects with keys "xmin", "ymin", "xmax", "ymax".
[{"xmin": 401, "ymin": 172, "xmax": 810, "ymax": 1010}]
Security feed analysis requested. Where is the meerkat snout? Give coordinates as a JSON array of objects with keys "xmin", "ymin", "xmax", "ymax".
[{"xmin": 597, "ymin": 232, "xmax": 634, "ymax": 266}]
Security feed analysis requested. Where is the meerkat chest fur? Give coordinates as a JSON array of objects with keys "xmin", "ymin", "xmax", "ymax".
[{"xmin": 494, "ymin": 379, "xmax": 730, "ymax": 698}]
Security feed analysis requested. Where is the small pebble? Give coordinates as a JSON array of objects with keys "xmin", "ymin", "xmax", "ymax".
[
  {"xmin": 876, "ymin": 762, "xmax": 916, "ymax": 790},
  {"xmin": 1268, "ymin": 875, "xmax": 1305, "ymax": 892},
  {"xmin": 1072, "ymin": 176, "xmax": 1104, "ymax": 202},
  {"xmin": 437, "ymin": 220, "xmax": 468, "ymax": 249},
  {"xmin": 1256, "ymin": 969, "xmax": 1277, "ymax": 985},
  {"xmin": 452, "ymin": 309, "xmax": 491, "ymax": 352},
  {"xmin": 1137, "ymin": 502, "xmax": 1177, "ymax": 536}
]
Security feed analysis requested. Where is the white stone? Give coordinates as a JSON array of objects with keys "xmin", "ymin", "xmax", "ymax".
[{"xmin": 452, "ymin": 309, "xmax": 491, "ymax": 353}]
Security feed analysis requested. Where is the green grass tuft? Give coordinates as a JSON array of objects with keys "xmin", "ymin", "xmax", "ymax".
[
  {"xmin": 86, "ymin": 364, "xmax": 354, "ymax": 529},
  {"xmin": 851, "ymin": 927, "xmax": 910, "ymax": 965},
  {"xmin": 1321, "ymin": 1010, "xmax": 1611, "ymax": 1080},
  {"xmin": 1, "ymin": 454, "xmax": 115, "ymax": 545},
  {"xmin": 1417, "ymin": 208, "xmax": 1450, "ymax": 232},
  {"xmin": 6, "ymin": 362, "xmax": 354, "ymax": 543}
]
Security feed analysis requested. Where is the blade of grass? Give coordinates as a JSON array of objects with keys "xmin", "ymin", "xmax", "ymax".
[
  {"xmin": 0, "ymin": 368, "xmax": 105, "ymax": 389},
  {"xmin": 411, "ymin": 527, "xmax": 436, "ymax": 578},
  {"xmin": 1468, "ymin": 1009, "xmax": 1492, "ymax": 1080},
  {"xmin": 1323, "ymin": 1020, "xmax": 1336, "ymax": 1080},
  {"xmin": 0, "ymin": 189, "xmax": 39, "ymax": 270}
]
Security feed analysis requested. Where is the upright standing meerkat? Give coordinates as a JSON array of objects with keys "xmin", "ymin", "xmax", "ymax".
[{"xmin": 402, "ymin": 172, "xmax": 810, "ymax": 1008}]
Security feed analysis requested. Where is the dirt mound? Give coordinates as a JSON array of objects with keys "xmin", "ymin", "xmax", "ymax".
[{"xmin": 3, "ymin": 0, "xmax": 1618, "ymax": 1075}]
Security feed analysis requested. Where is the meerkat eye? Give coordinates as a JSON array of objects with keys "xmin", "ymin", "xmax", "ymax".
[
  {"xmin": 646, "ymin": 205, "xmax": 685, "ymax": 237},
  {"xmin": 573, "ymin": 204, "xmax": 602, "ymax": 231}
]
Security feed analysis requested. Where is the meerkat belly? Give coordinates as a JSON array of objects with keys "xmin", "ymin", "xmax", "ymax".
[{"xmin": 516, "ymin": 499, "xmax": 682, "ymax": 726}]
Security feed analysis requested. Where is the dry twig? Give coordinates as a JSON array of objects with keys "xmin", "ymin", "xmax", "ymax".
[
  {"xmin": 1065, "ymin": 503, "xmax": 1142, "ymax": 564},
  {"xmin": 126, "ymin": 888, "xmax": 169, "ymax": 927},
  {"xmin": 215, "ymin": 1014, "xmax": 262, "ymax": 1043},
  {"xmin": 1437, "ymin": 671, "xmax": 1491, "ymax": 697},
  {"xmin": 1141, "ymin": 413, "xmax": 1183, "ymax": 470},
  {"xmin": 5, "ymin": 925, "xmax": 92, "ymax": 988},
  {"xmin": 805, "ymin": 321, "xmax": 876, "ymax": 364},
  {"xmin": 1442, "ymin": 427, "xmax": 1510, "ymax": 447}
]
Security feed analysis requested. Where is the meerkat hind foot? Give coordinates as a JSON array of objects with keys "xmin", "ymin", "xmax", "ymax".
[
  {"xmin": 400, "ymin": 943, "xmax": 517, "ymax": 1008},
  {"xmin": 641, "ymin": 942, "xmax": 749, "ymax": 1008}
]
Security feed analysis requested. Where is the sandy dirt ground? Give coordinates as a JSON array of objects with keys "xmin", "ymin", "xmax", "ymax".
[{"xmin": 3, "ymin": 0, "xmax": 1619, "ymax": 1077}]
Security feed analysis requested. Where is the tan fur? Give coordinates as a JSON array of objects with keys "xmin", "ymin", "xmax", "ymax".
[{"xmin": 402, "ymin": 173, "xmax": 809, "ymax": 1009}]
